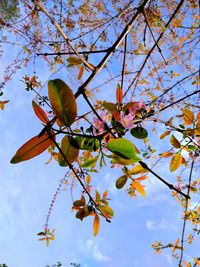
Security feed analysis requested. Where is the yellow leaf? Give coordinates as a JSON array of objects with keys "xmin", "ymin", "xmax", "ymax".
[
  {"xmin": 130, "ymin": 164, "xmax": 147, "ymax": 175},
  {"xmin": 160, "ymin": 131, "xmax": 170, "ymax": 139},
  {"xmin": 170, "ymin": 135, "xmax": 181, "ymax": 148},
  {"xmin": 194, "ymin": 258, "xmax": 200, "ymax": 266},
  {"xmin": 132, "ymin": 180, "xmax": 146, "ymax": 197},
  {"xmin": 93, "ymin": 214, "xmax": 100, "ymax": 237},
  {"xmin": 170, "ymin": 153, "xmax": 182, "ymax": 172},
  {"xmin": 182, "ymin": 108, "xmax": 194, "ymax": 125},
  {"xmin": 172, "ymin": 238, "xmax": 179, "ymax": 252},
  {"xmin": 48, "ymin": 79, "xmax": 77, "ymax": 126},
  {"xmin": 0, "ymin": 100, "xmax": 9, "ymax": 110},
  {"xmin": 10, "ymin": 132, "xmax": 55, "ymax": 164}
]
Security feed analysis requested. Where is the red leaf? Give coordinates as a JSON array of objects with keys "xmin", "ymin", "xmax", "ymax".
[{"xmin": 32, "ymin": 101, "xmax": 49, "ymax": 124}]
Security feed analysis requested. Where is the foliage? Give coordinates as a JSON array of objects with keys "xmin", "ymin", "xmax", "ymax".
[
  {"xmin": 0, "ymin": 0, "xmax": 20, "ymax": 23},
  {"xmin": 0, "ymin": 0, "xmax": 200, "ymax": 266}
]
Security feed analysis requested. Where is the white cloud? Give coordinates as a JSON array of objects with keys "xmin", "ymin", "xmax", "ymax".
[
  {"xmin": 146, "ymin": 218, "xmax": 176, "ymax": 231},
  {"xmin": 81, "ymin": 238, "xmax": 110, "ymax": 262}
]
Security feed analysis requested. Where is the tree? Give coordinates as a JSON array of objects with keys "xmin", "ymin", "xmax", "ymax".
[{"xmin": 0, "ymin": 0, "xmax": 199, "ymax": 266}]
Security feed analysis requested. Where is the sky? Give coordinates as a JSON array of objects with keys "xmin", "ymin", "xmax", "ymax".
[{"xmin": 0, "ymin": 3, "xmax": 199, "ymax": 267}]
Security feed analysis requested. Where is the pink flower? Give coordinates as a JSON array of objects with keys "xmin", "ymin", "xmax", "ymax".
[
  {"xmin": 120, "ymin": 112, "xmax": 136, "ymax": 130},
  {"xmin": 93, "ymin": 112, "xmax": 107, "ymax": 134}
]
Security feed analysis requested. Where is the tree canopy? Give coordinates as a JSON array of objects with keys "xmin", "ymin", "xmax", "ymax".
[{"xmin": 0, "ymin": 0, "xmax": 199, "ymax": 266}]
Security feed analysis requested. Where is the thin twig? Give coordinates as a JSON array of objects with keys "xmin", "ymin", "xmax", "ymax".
[
  {"xmin": 179, "ymin": 159, "xmax": 194, "ymax": 266},
  {"xmin": 139, "ymin": 161, "xmax": 190, "ymax": 199},
  {"xmin": 34, "ymin": 0, "xmax": 94, "ymax": 71}
]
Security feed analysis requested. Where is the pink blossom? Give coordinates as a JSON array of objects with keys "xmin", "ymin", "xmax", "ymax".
[
  {"xmin": 93, "ymin": 112, "xmax": 107, "ymax": 134},
  {"xmin": 120, "ymin": 112, "xmax": 136, "ymax": 130}
]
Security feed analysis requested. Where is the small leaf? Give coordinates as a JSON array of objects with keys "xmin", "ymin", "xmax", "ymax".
[
  {"xmin": 77, "ymin": 65, "xmax": 84, "ymax": 80},
  {"xmin": 132, "ymin": 180, "xmax": 146, "ymax": 197},
  {"xmin": 32, "ymin": 101, "xmax": 49, "ymax": 124},
  {"xmin": 75, "ymin": 136, "xmax": 100, "ymax": 151},
  {"xmin": 67, "ymin": 56, "xmax": 82, "ymax": 65},
  {"xmin": 182, "ymin": 109, "xmax": 194, "ymax": 125},
  {"xmin": 170, "ymin": 135, "xmax": 181, "ymax": 148},
  {"xmin": 131, "ymin": 127, "xmax": 148, "ymax": 139},
  {"xmin": 130, "ymin": 164, "xmax": 147, "ymax": 175},
  {"xmin": 172, "ymin": 238, "xmax": 179, "ymax": 252},
  {"xmin": 99, "ymin": 205, "xmax": 114, "ymax": 217},
  {"xmin": 0, "ymin": 100, "xmax": 9, "ymax": 110},
  {"xmin": 116, "ymin": 175, "xmax": 128, "ymax": 189},
  {"xmin": 48, "ymin": 79, "xmax": 77, "ymax": 126},
  {"xmin": 102, "ymin": 101, "xmax": 117, "ymax": 112},
  {"xmin": 116, "ymin": 83, "xmax": 123, "ymax": 104},
  {"xmin": 160, "ymin": 130, "xmax": 170, "ymax": 139},
  {"xmin": 80, "ymin": 155, "xmax": 98, "ymax": 168},
  {"xmin": 93, "ymin": 214, "xmax": 100, "ymax": 237},
  {"xmin": 10, "ymin": 132, "xmax": 54, "ymax": 164},
  {"xmin": 103, "ymin": 190, "xmax": 108, "ymax": 198},
  {"xmin": 58, "ymin": 136, "xmax": 79, "ymax": 166},
  {"xmin": 106, "ymin": 138, "xmax": 141, "ymax": 161},
  {"xmin": 159, "ymin": 152, "xmax": 174, "ymax": 158},
  {"xmin": 170, "ymin": 153, "xmax": 182, "ymax": 172}
]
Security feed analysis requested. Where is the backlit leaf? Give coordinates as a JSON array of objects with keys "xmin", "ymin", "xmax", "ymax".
[
  {"xmin": 116, "ymin": 83, "xmax": 122, "ymax": 104},
  {"xmin": 10, "ymin": 132, "xmax": 54, "ymax": 164},
  {"xmin": 131, "ymin": 127, "xmax": 148, "ymax": 139},
  {"xmin": 102, "ymin": 101, "xmax": 117, "ymax": 112},
  {"xmin": 93, "ymin": 214, "xmax": 100, "ymax": 237},
  {"xmin": 116, "ymin": 175, "xmax": 128, "ymax": 189},
  {"xmin": 67, "ymin": 56, "xmax": 82, "ymax": 65},
  {"xmin": 75, "ymin": 136, "xmax": 100, "ymax": 151},
  {"xmin": 159, "ymin": 152, "xmax": 174, "ymax": 158},
  {"xmin": 77, "ymin": 65, "xmax": 84, "ymax": 80},
  {"xmin": 58, "ymin": 136, "xmax": 79, "ymax": 166},
  {"xmin": 170, "ymin": 135, "xmax": 181, "ymax": 148},
  {"xmin": 132, "ymin": 180, "xmax": 146, "ymax": 197},
  {"xmin": 130, "ymin": 164, "xmax": 147, "ymax": 175},
  {"xmin": 106, "ymin": 138, "xmax": 141, "ymax": 161},
  {"xmin": 48, "ymin": 79, "xmax": 77, "ymax": 126},
  {"xmin": 80, "ymin": 155, "xmax": 98, "ymax": 168},
  {"xmin": 32, "ymin": 100, "xmax": 49, "ymax": 124},
  {"xmin": 99, "ymin": 205, "xmax": 114, "ymax": 218},
  {"xmin": 182, "ymin": 108, "xmax": 194, "ymax": 125},
  {"xmin": 170, "ymin": 153, "xmax": 182, "ymax": 172},
  {"xmin": 193, "ymin": 258, "xmax": 200, "ymax": 266}
]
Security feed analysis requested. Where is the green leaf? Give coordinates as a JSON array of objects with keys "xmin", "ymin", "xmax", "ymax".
[
  {"xmin": 131, "ymin": 127, "xmax": 148, "ymax": 139},
  {"xmin": 106, "ymin": 138, "xmax": 141, "ymax": 161},
  {"xmin": 102, "ymin": 101, "xmax": 117, "ymax": 112},
  {"xmin": 75, "ymin": 136, "xmax": 100, "ymax": 151},
  {"xmin": 116, "ymin": 175, "xmax": 128, "ymax": 189},
  {"xmin": 99, "ymin": 205, "xmax": 114, "ymax": 217},
  {"xmin": 80, "ymin": 155, "xmax": 98, "ymax": 168},
  {"xmin": 58, "ymin": 136, "xmax": 79, "ymax": 166},
  {"xmin": 48, "ymin": 79, "xmax": 77, "ymax": 126}
]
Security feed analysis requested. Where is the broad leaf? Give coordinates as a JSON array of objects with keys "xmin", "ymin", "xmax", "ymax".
[
  {"xmin": 116, "ymin": 175, "xmax": 128, "ymax": 189},
  {"xmin": 48, "ymin": 79, "xmax": 77, "ymax": 126},
  {"xmin": 131, "ymin": 127, "xmax": 148, "ymax": 139},
  {"xmin": 10, "ymin": 132, "xmax": 54, "ymax": 164},
  {"xmin": 58, "ymin": 136, "xmax": 79, "ymax": 166},
  {"xmin": 102, "ymin": 101, "xmax": 117, "ymax": 112},
  {"xmin": 99, "ymin": 205, "xmax": 114, "ymax": 218},
  {"xmin": 170, "ymin": 153, "xmax": 182, "ymax": 172},
  {"xmin": 182, "ymin": 108, "xmax": 194, "ymax": 125},
  {"xmin": 170, "ymin": 135, "xmax": 181, "ymax": 148},
  {"xmin": 106, "ymin": 138, "xmax": 141, "ymax": 161},
  {"xmin": 75, "ymin": 136, "xmax": 100, "ymax": 151},
  {"xmin": 32, "ymin": 100, "xmax": 49, "ymax": 124},
  {"xmin": 93, "ymin": 214, "xmax": 100, "ymax": 237}
]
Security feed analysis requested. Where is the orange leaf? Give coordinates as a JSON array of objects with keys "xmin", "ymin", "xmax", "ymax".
[
  {"xmin": 172, "ymin": 238, "xmax": 179, "ymax": 252},
  {"xmin": 93, "ymin": 214, "xmax": 100, "ymax": 237},
  {"xmin": 194, "ymin": 258, "xmax": 200, "ymax": 266},
  {"xmin": 0, "ymin": 100, "xmax": 9, "ymax": 110},
  {"xmin": 160, "ymin": 152, "xmax": 174, "ymax": 158},
  {"xmin": 132, "ymin": 180, "xmax": 146, "ymax": 197},
  {"xmin": 103, "ymin": 190, "xmax": 108, "ymax": 198},
  {"xmin": 182, "ymin": 108, "xmax": 194, "ymax": 125},
  {"xmin": 170, "ymin": 153, "xmax": 182, "ymax": 172},
  {"xmin": 135, "ymin": 175, "xmax": 148, "ymax": 181},
  {"xmin": 32, "ymin": 101, "xmax": 49, "ymax": 124},
  {"xmin": 78, "ymin": 65, "xmax": 84, "ymax": 80},
  {"xmin": 10, "ymin": 131, "xmax": 54, "ymax": 164},
  {"xmin": 116, "ymin": 83, "xmax": 123, "ymax": 104}
]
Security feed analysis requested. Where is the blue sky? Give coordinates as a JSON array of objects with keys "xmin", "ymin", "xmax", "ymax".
[{"xmin": 0, "ymin": 5, "xmax": 200, "ymax": 267}]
